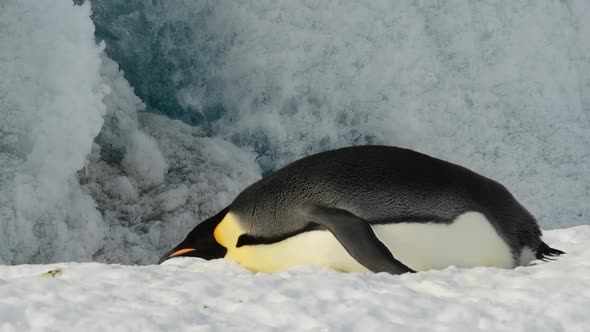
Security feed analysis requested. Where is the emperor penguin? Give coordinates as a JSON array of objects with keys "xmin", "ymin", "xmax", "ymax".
[{"xmin": 159, "ymin": 145, "xmax": 563, "ymax": 274}]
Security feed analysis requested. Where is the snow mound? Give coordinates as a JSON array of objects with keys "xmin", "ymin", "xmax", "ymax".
[
  {"xmin": 0, "ymin": 226, "xmax": 588, "ymax": 331},
  {"xmin": 80, "ymin": 113, "xmax": 260, "ymax": 264}
]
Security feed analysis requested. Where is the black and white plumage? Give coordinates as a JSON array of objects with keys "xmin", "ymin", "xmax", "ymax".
[{"xmin": 159, "ymin": 145, "xmax": 563, "ymax": 274}]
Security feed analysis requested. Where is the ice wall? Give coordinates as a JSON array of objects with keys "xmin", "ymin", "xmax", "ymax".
[
  {"xmin": 83, "ymin": 57, "xmax": 260, "ymax": 264},
  {"xmin": 81, "ymin": 111, "xmax": 260, "ymax": 264},
  {"xmin": 91, "ymin": 1, "xmax": 590, "ymax": 229},
  {"xmin": 0, "ymin": 1, "xmax": 107, "ymax": 264},
  {"xmin": 0, "ymin": 0, "xmax": 260, "ymax": 264}
]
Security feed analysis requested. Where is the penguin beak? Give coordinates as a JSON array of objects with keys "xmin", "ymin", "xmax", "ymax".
[{"xmin": 158, "ymin": 248, "xmax": 196, "ymax": 264}]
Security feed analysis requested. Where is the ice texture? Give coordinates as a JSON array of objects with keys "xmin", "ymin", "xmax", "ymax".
[
  {"xmin": 90, "ymin": 0, "xmax": 590, "ymax": 229},
  {"xmin": 0, "ymin": 1, "xmax": 108, "ymax": 264},
  {"xmin": 81, "ymin": 112, "xmax": 260, "ymax": 264},
  {"xmin": 0, "ymin": 0, "xmax": 260, "ymax": 264}
]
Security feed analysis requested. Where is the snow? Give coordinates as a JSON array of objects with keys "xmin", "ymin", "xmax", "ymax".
[
  {"xmin": 120, "ymin": 130, "xmax": 168, "ymax": 188},
  {"xmin": 0, "ymin": 1, "xmax": 259, "ymax": 264},
  {"xmin": 0, "ymin": 0, "xmax": 108, "ymax": 264},
  {"xmin": 80, "ymin": 113, "xmax": 261, "ymax": 265},
  {"xmin": 0, "ymin": 226, "xmax": 588, "ymax": 332}
]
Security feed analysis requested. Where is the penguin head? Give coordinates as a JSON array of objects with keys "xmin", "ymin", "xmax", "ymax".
[{"xmin": 158, "ymin": 208, "xmax": 228, "ymax": 264}]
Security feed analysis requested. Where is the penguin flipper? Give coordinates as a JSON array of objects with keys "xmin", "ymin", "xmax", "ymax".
[{"xmin": 301, "ymin": 205, "xmax": 415, "ymax": 274}]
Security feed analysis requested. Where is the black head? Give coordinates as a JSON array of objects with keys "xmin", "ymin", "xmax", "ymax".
[{"xmin": 158, "ymin": 208, "xmax": 229, "ymax": 264}]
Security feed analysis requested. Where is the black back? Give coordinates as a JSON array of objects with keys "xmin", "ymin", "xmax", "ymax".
[{"xmin": 229, "ymin": 146, "xmax": 542, "ymax": 252}]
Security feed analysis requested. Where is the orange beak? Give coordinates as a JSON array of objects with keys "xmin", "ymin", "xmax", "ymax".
[
  {"xmin": 168, "ymin": 248, "xmax": 196, "ymax": 258},
  {"xmin": 158, "ymin": 248, "xmax": 195, "ymax": 264}
]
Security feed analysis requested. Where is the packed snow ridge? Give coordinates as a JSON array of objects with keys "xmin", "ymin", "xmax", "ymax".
[{"xmin": 1, "ymin": 226, "xmax": 589, "ymax": 331}]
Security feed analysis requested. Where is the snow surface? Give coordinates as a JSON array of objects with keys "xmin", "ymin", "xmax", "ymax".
[{"xmin": 0, "ymin": 226, "xmax": 588, "ymax": 332}]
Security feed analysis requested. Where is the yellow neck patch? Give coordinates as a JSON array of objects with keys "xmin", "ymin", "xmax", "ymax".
[
  {"xmin": 212, "ymin": 212, "xmax": 366, "ymax": 273},
  {"xmin": 213, "ymin": 212, "xmax": 244, "ymax": 248}
]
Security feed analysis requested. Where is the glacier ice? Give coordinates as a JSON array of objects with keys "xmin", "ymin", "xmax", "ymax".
[
  {"xmin": 90, "ymin": 0, "xmax": 590, "ymax": 230},
  {"xmin": 0, "ymin": 0, "xmax": 107, "ymax": 264},
  {"xmin": 0, "ymin": 0, "xmax": 259, "ymax": 264},
  {"xmin": 81, "ymin": 113, "xmax": 260, "ymax": 264}
]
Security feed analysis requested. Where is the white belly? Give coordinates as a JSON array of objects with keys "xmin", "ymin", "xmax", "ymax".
[
  {"xmin": 373, "ymin": 212, "xmax": 515, "ymax": 271},
  {"xmin": 227, "ymin": 211, "xmax": 515, "ymax": 273}
]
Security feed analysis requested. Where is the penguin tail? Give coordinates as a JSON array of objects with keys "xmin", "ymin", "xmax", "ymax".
[{"xmin": 535, "ymin": 241, "xmax": 565, "ymax": 261}]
